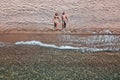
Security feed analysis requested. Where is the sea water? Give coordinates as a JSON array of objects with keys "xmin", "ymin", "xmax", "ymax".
[
  {"xmin": 0, "ymin": 34, "xmax": 120, "ymax": 53},
  {"xmin": 15, "ymin": 35, "xmax": 120, "ymax": 53}
]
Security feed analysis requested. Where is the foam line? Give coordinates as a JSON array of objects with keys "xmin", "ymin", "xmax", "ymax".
[
  {"xmin": 15, "ymin": 41, "xmax": 80, "ymax": 50},
  {"xmin": 15, "ymin": 40, "xmax": 120, "ymax": 52}
]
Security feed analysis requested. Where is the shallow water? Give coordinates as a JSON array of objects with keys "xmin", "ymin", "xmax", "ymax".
[
  {"xmin": 0, "ymin": 33, "xmax": 120, "ymax": 53},
  {"xmin": 58, "ymin": 34, "xmax": 120, "ymax": 52}
]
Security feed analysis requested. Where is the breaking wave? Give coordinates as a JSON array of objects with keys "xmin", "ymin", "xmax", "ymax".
[
  {"xmin": 1, "ymin": 33, "xmax": 120, "ymax": 53},
  {"xmin": 15, "ymin": 40, "xmax": 120, "ymax": 53},
  {"xmin": 15, "ymin": 41, "xmax": 79, "ymax": 50}
]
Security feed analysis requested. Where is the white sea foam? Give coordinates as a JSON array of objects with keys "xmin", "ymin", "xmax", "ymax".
[
  {"xmin": 15, "ymin": 41, "xmax": 80, "ymax": 50},
  {"xmin": 15, "ymin": 40, "xmax": 120, "ymax": 53}
]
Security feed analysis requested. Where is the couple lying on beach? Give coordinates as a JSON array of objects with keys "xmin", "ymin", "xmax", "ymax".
[{"xmin": 53, "ymin": 12, "xmax": 68, "ymax": 31}]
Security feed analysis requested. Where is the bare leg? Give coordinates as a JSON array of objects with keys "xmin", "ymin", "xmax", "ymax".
[
  {"xmin": 62, "ymin": 23, "xmax": 64, "ymax": 30},
  {"xmin": 56, "ymin": 23, "xmax": 61, "ymax": 31}
]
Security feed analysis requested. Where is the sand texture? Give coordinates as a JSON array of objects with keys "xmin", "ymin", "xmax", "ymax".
[{"xmin": 0, "ymin": 0, "xmax": 120, "ymax": 34}]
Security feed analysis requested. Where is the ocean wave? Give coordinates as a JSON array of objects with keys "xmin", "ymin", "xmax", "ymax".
[
  {"xmin": 15, "ymin": 41, "xmax": 120, "ymax": 53},
  {"xmin": 15, "ymin": 41, "xmax": 80, "ymax": 49}
]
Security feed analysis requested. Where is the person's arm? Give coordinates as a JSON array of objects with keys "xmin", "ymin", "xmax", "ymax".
[{"xmin": 65, "ymin": 16, "xmax": 68, "ymax": 21}]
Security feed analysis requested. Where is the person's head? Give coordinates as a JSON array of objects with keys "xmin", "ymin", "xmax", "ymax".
[
  {"xmin": 62, "ymin": 12, "xmax": 65, "ymax": 15},
  {"xmin": 55, "ymin": 12, "xmax": 58, "ymax": 16}
]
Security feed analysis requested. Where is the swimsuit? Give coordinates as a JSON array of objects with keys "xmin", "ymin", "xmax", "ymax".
[
  {"xmin": 62, "ymin": 15, "xmax": 67, "ymax": 28},
  {"xmin": 54, "ymin": 16, "xmax": 59, "ymax": 27},
  {"xmin": 54, "ymin": 16, "xmax": 59, "ymax": 23},
  {"xmin": 62, "ymin": 20, "xmax": 66, "ymax": 28}
]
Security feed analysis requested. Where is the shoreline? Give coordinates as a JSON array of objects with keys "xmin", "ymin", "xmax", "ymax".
[
  {"xmin": 0, "ymin": 27, "xmax": 120, "ymax": 35},
  {"xmin": 0, "ymin": 31, "xmax": 120, "ymax": 35}
]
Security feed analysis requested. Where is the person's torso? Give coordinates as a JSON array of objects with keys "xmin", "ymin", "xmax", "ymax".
[
  {"xmin": 54, "ymin": 16, "xmax": 59, "ymax": 23},
  {"xmin": 62, "ymin": 15, "xmax": 67, "ymax": 21}
]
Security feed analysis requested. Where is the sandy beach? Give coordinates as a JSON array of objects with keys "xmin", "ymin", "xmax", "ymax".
[
  {"xmin": 0, "ymin": 22, "xmax": 120, "ymax": 34},
  {"xmin": 0, "ymin": 28, "xmax": 120, "ymax": 80},
  {"xmin": 0, "ymin": 0, "xmax": 120, "ymax": 79},
  {"xmin": 0, "ymin": 20, "xmax": 120, "ymax": 80}
]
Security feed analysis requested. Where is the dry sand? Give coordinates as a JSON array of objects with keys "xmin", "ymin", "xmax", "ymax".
[{"xmin": 0, "ymin": 0, "xmax": 120, "ymax": 34}]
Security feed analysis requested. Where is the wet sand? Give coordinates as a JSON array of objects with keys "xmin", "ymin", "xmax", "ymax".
[
  {"xmin": 0, "ymin": 33, "xmax": 59, "ymax": 43},
  {"xmin": 0, "ymin": 26, "xmax": 120, "ymax": 35}
]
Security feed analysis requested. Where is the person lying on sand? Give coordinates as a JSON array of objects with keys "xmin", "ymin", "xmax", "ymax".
[
  {"xmin": 53, "ymin": 12, "xmax": 61, "ymax": 30},
  {"xmin": 61, "ymin": 12, "xmax": 68, "ymax": 30}
]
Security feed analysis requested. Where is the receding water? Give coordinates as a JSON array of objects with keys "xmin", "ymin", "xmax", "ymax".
[
  {"xmin": 58, "ymin": 34, "xmax": 120, "ymax": 52},
  {"xmin": 0, "ymin": 33, "xmax": 120, "ymax": 53}
]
